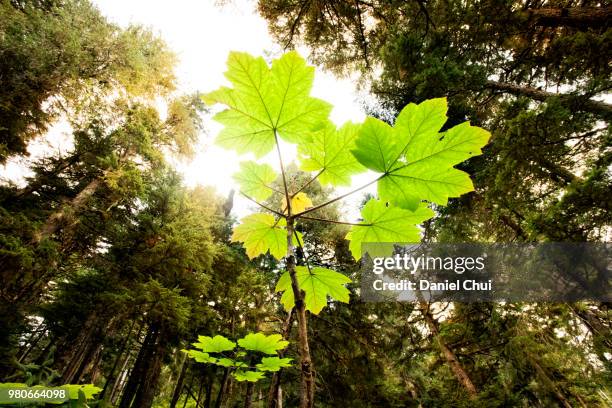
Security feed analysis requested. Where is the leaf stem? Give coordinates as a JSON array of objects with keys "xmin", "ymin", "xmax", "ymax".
[
  {"xmin": 299, "ymin": 215, "xmax": 372, "ymax": 227},
  {"xmin": 291, "ymin": 169, "xmax": 324, "ymax": 198},
  {"xmin": 274, "ymin": 131, "xmax": 292, "ymax": 217},
  {"xmin": 293, "ymin": 174, "xmax": 385, "ymax": 217},
  {"xmin": 240, "ymin": 192, "xmax": 285, "ymax": 218}
]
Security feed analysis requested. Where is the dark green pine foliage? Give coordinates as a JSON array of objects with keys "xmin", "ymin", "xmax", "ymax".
[{"xmin": 0, "ymin": 0, "xmax": 176, "ymax": 162}]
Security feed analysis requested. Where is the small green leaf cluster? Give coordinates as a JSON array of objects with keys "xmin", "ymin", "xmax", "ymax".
[{"xmin": 183, "ymin": 333, "xmax": 292, "ymax": 382}]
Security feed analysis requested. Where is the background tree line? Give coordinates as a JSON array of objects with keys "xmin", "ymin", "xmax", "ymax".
[{"xmin": 0, "ymin": 0, "xmax": 610, "ymax": 407}]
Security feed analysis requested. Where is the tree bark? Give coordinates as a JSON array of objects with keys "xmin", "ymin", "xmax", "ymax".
[
  {"xmin": 101, "ymin": 320, "xmax": 140, "ymax": 402},
  {"xmin": 18, "ymin": 326, "xmax": 46, "ymax": 363},
  {"xmin": 204, "ymin": 377, "xmax": 213, "ymax": 408},
  {"xmin": 131, "ymin": 329, "xmax": 165, "ymax": 408},
  {"xmin": 32, "ymin": 177, "xmax": 102, "ymax": 245},
  {"xmin": 526, "ymin": 6, "xmax": 611, "ymax": 29},
  {"xmin": 267, "ymin": 309, "xmax": 293, "ymax": 408},
  {"xmin": 286, "ymin": 218, "xmax": 315, "ymax": 408},
  {"xmin": 525, "ymin": 352, "xmax": 573, "ymax": 408},
  {"xmin": 244, "ymin": 382, "xmax": 254, "ymax": 408},
  {"xmin": 170, "ymin": 354, "xmax": 189, "ymax": 408},
  {"xmin": 110, "ymin": 349, "xmax": 134, "ymax": 405},
  {"xmin": 485, "ymin": 80, "xmax": 612, "ymax": 116},
  {"xmin": 118, "ymin": 326, "xmax": 157, "ymax": 408},
  {"xmin": 214, "ymin": 368, "xmax": 230, "ymax": 408},
  {"xmin": 419, "ymin": 301, "xmax": 478, "ymax": 398},
  {"xmin": 196, "ymin": 378, "xmax": 206, "ymax": 408},
  {"xmin": 68, "ymin": 341, "xmax": 102, "ymax": 384}
]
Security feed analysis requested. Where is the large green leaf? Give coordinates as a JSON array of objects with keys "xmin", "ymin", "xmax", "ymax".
[
  {"xmin": 183, "ymin": 349, "xmax": 217, "ymax": 364},
  {"xmin": 231, "ymin": 214, "xmax": 287, "ymax": 259},
  {"xmin": 238, "ymin": 333, "xmax": 289, "ymax": 354},
  {"xmin": 193, "ymin": 335, "xmax": 236, "ymax": 353},
  {"xmin": 233, "ymin": 161, "xmax": 278, "ymax": 201},
  {"xmin": 346, "ymin": 199, "xmax": 434, "ymax": 259},
  {"xmin": 256, "ymin": 357, "xmax": 293, "ymax": 372},
  {"xmin": 276, "ymin": 266, "xmax": 352, "ymax": 314},
  {"xmin": 298, "ymin": 121, "xmax": 366, "ymax": 186},
  {"xmin": 205, "ymin": 51, "xmax": 331, "ymax": 157},
  {"xmin": 352, "ymin": 98, "xmax": 490, "ymax": 210},
  {"xmin": 233, "ymin": 370, "xmax": 266, "ymax": 382},
  {"xmin": 352, "ymin": 117, "xmax": 403, "ymax": 173}
]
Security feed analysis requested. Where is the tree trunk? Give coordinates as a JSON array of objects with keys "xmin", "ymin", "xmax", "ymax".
[
  {"xmin": 526, "ymin": 6, "xmax": 611, "ymax": 29},
  {"xmin": 59, "ymin": 314, "xmax": 100, "ymax": 384},
  {"xmin": 131, "ymin": 329, "xmax": 166, "ymax": 408},
  {"xmin": 204, "ymin": 377, "xmax": 213, "ymax": 408},
  {"xmin": 86, "ymin": 346, "xmax": 104, "ymax": 384},
  {"xmin": 485, "ymin": 80, "xmax": 612, "ymax": 116},
  {"xmin": 419, "ymin": 301, "xmax": 478, "ymax": 398},
  {"xmin": 18, "ymin": 326, "xmax": 46, "ymax": 363},
  {"xmin": 525, "ymin": 352, "xmax": 573, "ymax": 408},
  {"xmin": 31, "ymin": 177, "xmax": 101, "ymax": 245},
  {"xmin": 69, "ymin": 341, "xmax": 102, "ymax": 384},
  {"xmin": 286, "ymin": 218, "xmax": 315, "ymax": 408},
  {"xmin": 267, "ymin": 309, "xmax": 293, "ymax": 408},
  {"xmin": 119, "ymin": 326, "xmax": 156, "ymax": 408},
  {"xmin": 170, "ymin": 355, "xmax": 189, "ymax": 408},
  {"xmin": 182, "ymin": 374, "xmax": 195, "ymax": 408},
  {"xmin": 110, "ymin": 350, "xmax": 134, "ymax": 405},
  {"xmin": 244, "ymin": 383, "xmax": 254, "ymax": 408},
  {"xmin": 214, "ymin": 368, "xmax": 230, "ymax": 408},
  {"xmin": 101, "ymin": 320, "xmax": 139, "ymax": 401},
  {"xmin": 196, "ymin": 378, "xmax": 206, "ymax": 408}
]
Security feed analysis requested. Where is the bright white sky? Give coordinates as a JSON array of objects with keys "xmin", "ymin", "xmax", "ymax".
[
  {"xmin": 93, "ymin": 0, "xmax": 375, "ymax": 218},
  {"xmin": 1, "ymin": 0, "xmax": 375, "ymax": 218}
]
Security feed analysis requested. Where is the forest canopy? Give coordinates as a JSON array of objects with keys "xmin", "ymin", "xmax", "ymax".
[{"xmin": 0, "ymin": 1, "xmax": 610, "ymax": 407}]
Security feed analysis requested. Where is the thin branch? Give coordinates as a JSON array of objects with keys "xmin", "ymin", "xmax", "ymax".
[
  {"xmin": 300, "ymin": 215, "xmax": 371, "ymax": 227},
  {"xmin": 240, "ymin": 192, "xmax": 285, "ymax": 217},
  {"xmin": 293, "ymin": 174, "xmax": 384, "ymax": 217},
  {"xmin": 291, "ymin": 169, "xmax": 325, "ymax": 198},
  {"xmin": 274, "ymin": 132, "xmax": 292, "ymax": 217},
  {"xmin": 265, "ymin": 183, "xmax": 285, "ymax": 196}
]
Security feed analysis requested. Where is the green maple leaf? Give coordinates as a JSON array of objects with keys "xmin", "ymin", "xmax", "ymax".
[
  {"xmin": 352, "ymin": 98, "xmax": 490, "ymax": 210},
  {"xmin": 216, "ymin": 357, "xmax": 246, "ymax": 368},
  {"xmin": 276, "ymin": 266, "xmax": 352, "ymax": 314},
  {"xmin": 205, "ymin": 51, "xmax": 331, "ymax": 157},
  {"xmin": 233, "ymin": 161, "xmax": 278, "ymax": 201},
  {"xmin": 193, "ymin": 335, "xmax": 236, "ymax": 353},
  {"xmin": 256, "ymin": 357, "xmax": 293, "ymax": 372},
  {"xmin": 232, "ymin": 214, "xmax": 303, "ymax": 259},
  {"xmin": 238, "ymin": 332, "xmax": 289, "ymax": 354},
  {"xmin": 346, "ymin": 199, "xmax": 434, "ymax": 259},
  {"xmin": 183, "ymin": 349, "xmax": 217, "ymax": 364},
  {"xmin": 233, "ymin": 370, "xmax": 266, "ymax": 382},
  {"xmin": 298, "ymin": 121, "xmax": 366, "ymax": 186},
  {"xmin": 231, "ymin": 214, "xmax": 287, "ymax": 259}
]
